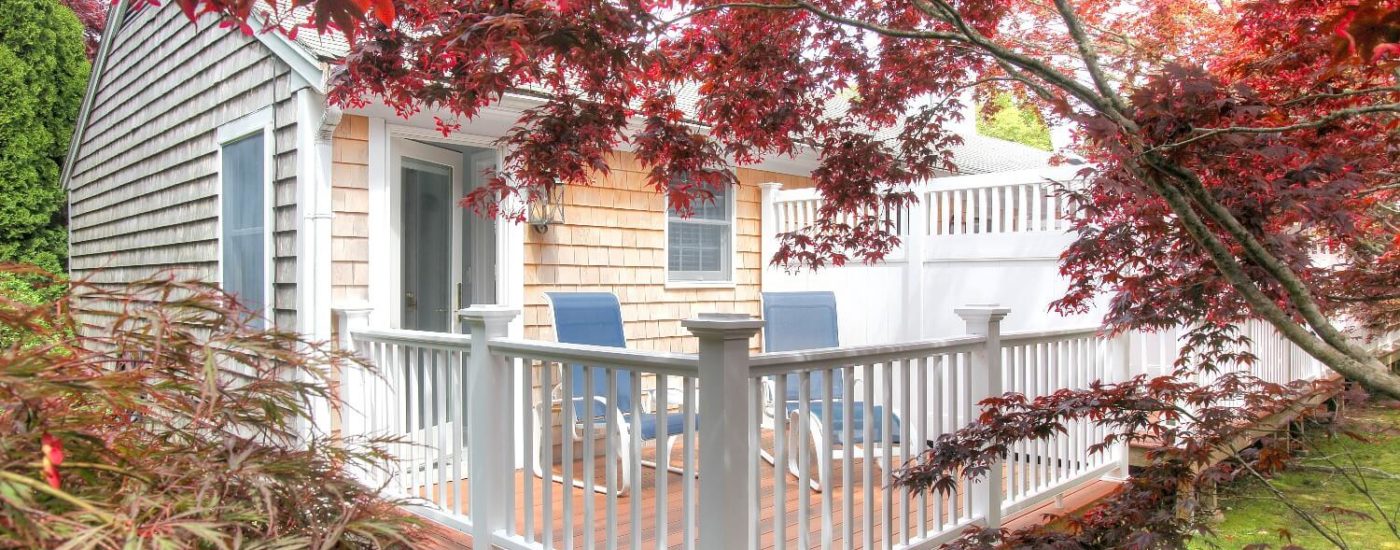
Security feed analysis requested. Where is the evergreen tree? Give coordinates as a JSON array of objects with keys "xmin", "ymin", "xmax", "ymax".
[
  {"xmin": 0, "ymin": 0, "xmax": 89, "ymax": 277},
  {"xmin": 976, "ymin": 93, "xmax": 1053, "ymax": 151}
]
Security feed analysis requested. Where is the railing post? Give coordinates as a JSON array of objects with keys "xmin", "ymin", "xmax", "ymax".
[
  {"xmin": 955, "ymin": 304, "xmax": 1010, "ymax": 530},
  {"xmin": 332, "ymin": 304, "xmax": 375, "ymax": 484},
  {"xmin": 461, "ymin": 305, "xmax": 521, "ymax": 546},
  {"xmin": 334, "ymin": 304, "xmax": 373, "ymax": 438},
  {"xmin": 683, "ymin": 313, "xmax": 764, "ymax": 550}
]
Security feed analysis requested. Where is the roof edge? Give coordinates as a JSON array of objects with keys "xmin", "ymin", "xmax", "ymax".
[
  {"xmin": 250, "ymin": 13, "xmax": 328, "ymax": 94},
  {"xmin": 61, "ymin": 0, "xmax": 129, "ymax": 191}
]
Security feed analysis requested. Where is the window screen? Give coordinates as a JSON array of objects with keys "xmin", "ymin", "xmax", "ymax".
[
  {"xmin": 667, "ymin": 182, "xmax": 732, "ymax": 282},
  {"xmin": 221, "ymin": 133, "xmax": 266, "ymax": 325}
]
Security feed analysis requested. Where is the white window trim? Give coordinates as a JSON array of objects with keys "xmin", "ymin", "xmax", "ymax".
[
  {"xmin": 215, "ymin": 107, "xmax": 276, "ymax": 326},
  {"xmin": 663, "ymin": 183, "xmax": 739, "ymax": 288}
]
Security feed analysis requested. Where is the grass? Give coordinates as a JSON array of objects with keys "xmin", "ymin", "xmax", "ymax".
[{"xmin": 1188, "ymin": 398, "xmax": 1400, "ymax": 549}]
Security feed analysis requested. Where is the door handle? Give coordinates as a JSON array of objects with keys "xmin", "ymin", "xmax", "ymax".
[{"xmin": 456, "ymin": 283, "xmax": 464, "ymax": 309}]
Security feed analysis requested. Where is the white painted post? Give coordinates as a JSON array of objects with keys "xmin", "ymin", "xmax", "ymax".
[
  {"xmin": 334, "ymin": 304, "xmax": 374, "ymax": 438},
  {"xmin": 461, "ymin": 305, "xmax": 521, "ymax": 546},
  {"xmin": 683, "ymin": 313, "xmax": 764, "ymax": 550},
  {"xmin": 955, "ymin": 305, "xmax": 1010, "ymax": 529},
  {"xmin": 903, "ymin": 190, "xmax": 928, "ymax": 341},
  {"xmin": 760, "ymin": 182, "xmax": 783, "ymax": 269}
]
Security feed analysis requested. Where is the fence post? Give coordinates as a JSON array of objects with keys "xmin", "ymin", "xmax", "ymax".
[
  {"xmin": 955, "ymin": 304, "xmax": 1010, "ymax": 529},
  {"xmin": 684, "ymin": 313, "xmax": 765, "ymax": 550},
  {"xmin": 760, "ymin": 182, "xmax": 783, "ymax": 268},
  {"xmin": 461, "ymin": 305, "xmax": 521, "ymax": 546},
  {"xmin": 903, "ymin": 191, "xmax": 928, "ymax": 341}
]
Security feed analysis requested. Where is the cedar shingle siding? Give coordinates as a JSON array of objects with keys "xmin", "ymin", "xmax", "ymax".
[{"xmin": 67, "ymin": 3, "xmax": 301, "ymax": 330}]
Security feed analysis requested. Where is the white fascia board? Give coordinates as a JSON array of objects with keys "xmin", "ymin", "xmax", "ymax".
[
  {"xmin": 250, "ymin": 14, "xmax": 329, "ymax": 94},
  {"xmin": 60, "ymin": 0, "xmax": 129, "ymax": 191}
]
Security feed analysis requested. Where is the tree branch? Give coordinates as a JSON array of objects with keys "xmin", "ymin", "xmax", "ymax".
[
  {"xmin": 1051, "ymin": 0, "xmax": 1130, "ymax": 114},
  {"xmin": 1153, "ymin": 103, "xmax": 1400, "ymax": 151},
  {"xmin": 1282, "ymin": 86, "xmax": 1400, "ymax": 107},
  {"xmin": 654, "ymin": 2, "xmax": 802, "ymax": 29},
  {"xmin": 1133, "ymin": 162, "xmax": 1400, "ymax": 400},
  {"xmin": 1148, "ymin": 156, "xmax": 1390, "ymax": 374}
]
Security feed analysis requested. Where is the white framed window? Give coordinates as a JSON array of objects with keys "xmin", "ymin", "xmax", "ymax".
[
  {"xmin": 216, "ymin": 109, "xmax": 274, "ymax": 327},
  {"xmin": 666, "ymin": 179, "xmax": 734, "ymax": 284}
]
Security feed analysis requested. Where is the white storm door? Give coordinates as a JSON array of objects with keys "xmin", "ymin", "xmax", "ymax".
[{"xmin": 391, "ymin": 139, "xmax": 466, "ymax": 334}]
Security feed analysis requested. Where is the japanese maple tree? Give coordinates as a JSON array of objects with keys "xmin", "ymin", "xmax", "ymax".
[{"xmin": 169, "ymin": 0, "xmax": 1400, "ymax": 396}]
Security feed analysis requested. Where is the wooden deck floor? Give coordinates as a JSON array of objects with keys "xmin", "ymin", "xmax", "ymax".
[{"xmin": 411, "ymin": 436, "xmax": 1122, "ymax": 549}]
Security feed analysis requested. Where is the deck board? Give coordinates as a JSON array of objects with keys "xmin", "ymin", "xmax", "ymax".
[{"xmin": 409, "ymin": 433, "xmax": 1118, "ymax": 548}]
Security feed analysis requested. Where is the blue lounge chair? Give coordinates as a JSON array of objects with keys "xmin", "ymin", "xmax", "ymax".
[
  {"xmin": 763, "ymin": 291, "xmax": 902, "ymax": 491},
  {"xmin": 532, "ymin": 292, "xmax": 692, "ymax": 496}
]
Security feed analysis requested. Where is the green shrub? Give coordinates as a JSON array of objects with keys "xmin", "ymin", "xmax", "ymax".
[
  {"xmin": 0, "ymin": 266, "xmax": 425, "ymax": 548},
  {"xmin": 0, "ymin": 0, "xmax": 88, "ymax": 275}
]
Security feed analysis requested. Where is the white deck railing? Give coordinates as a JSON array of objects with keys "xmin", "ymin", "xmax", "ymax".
[{"xmin": 335, "ymin": 305, "xmax": 1334, "ymax": 549}]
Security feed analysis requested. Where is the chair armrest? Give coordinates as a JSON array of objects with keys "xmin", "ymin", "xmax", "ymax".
[{"xmin": 640, "ymin": 385, "xmax": 694, "ymax": 414}]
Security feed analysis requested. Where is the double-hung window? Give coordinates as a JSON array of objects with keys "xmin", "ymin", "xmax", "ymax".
[
  {"xmin": 218, "ymin": 113, "xmax": 271, "ymax": 326},
  {"xmin": 667, "ymin": 180, "xmax": 733, "ymax": 283}
]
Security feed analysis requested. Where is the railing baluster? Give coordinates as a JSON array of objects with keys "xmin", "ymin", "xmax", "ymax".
[
  {"xmin": 541, "ymin": 361, "xmax": 555, "ymax": 550},
  {"xmin": 748, "ymin": 377, "xmax": 762, "ymax": 550},
  {"xmin": 520, "ymin": 357, "xmax": 533, "ymax": 541},
  {"xmin": 1007, "ymin": 346, "xmax": 1020, "ymax": 502},
  {"xmin": 881, "ymin": 361, "xmax": 894, "ymax": 547},
  {"xmin": 655, "ymin": 374, "xmax": 669, "ymax": 550},
  {"xmin": 916, "ymin": 356, "xmax": 929, "ymax": 536},
  {"xmin": 683, "ymin": 375, "xmax": 696, "ymax": 550},
  {"xmin": 561, "ymin": 362, "xmax": 575, "ymax": 550},
  {"xmin": 605, "ymin": 369, "xmax": 618, "ymax": 550},
  {"xmin": 629, "ymin": 372, "xmax": 643, "ymax": 550},
  {"xmin": 861, "ymin": 363, "xmax": 874, "ymax": 550},
  {"xmin": 797, "ymin": 371, "xmax": 812, "ymax": 550},
  {"xmin": 773, "ymin": 373, "xmax": 788, "ymax": 550},
  {"xmin": 820, "ymin": 366, "xmax": 835, "ymax": 549},
  {"xmin": 582, "ymin": 366, "xmax": 596, "ymax": 550},
  {"xmin": 899, "ymin": 358, "xmax": 912, "ymax": 545},
  {"xmin": 504, "ymin": 352, "xmax": 519, "ymax": 535},
  {"xmin": 841, "ymin": 365, "xmax": 854, "ymax": 549}
]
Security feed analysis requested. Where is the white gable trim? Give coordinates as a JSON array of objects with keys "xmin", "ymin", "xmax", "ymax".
[
  {"xmin": 250, "ymin": 14, "xmax": 328, "ymax": 94},
  {"xmin": 59, "ymin": 0, "xmax": 128, "ymax": 191}
]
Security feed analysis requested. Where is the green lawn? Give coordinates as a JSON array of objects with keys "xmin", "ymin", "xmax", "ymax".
[{"xmin": 1188, "ymin": 399, "xmax": 1400, "ymax": 549}]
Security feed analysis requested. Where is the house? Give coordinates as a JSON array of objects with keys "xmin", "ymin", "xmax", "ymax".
[
  {"xmin": 60, "ymin": 4, "xmax": 1356, "ymax": 549},
  {"xmin": 62, "ymin": 0, "xmax": 1062, "ymax": 353}
]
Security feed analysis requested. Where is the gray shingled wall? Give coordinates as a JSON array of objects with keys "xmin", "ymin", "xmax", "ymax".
[{"xmin": 67, "ymin": 2, "xmax": 301, "ymax": 330}]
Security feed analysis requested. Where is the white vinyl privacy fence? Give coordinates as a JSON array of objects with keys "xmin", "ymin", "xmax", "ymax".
[
  {"xmin": 761, "ymin": 167, "xmax": 1099, "ymax": 345},
  {"xmin": 335, "ymin": 302, "xmax": 1333, "ymax": 550}
]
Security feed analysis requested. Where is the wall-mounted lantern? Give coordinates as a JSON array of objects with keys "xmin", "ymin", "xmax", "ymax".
[{"xmin": 526, "ymin": 183, "xmax": 566, "ymax": 233}]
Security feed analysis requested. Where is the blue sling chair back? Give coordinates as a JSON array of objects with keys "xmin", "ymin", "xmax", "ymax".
[
  {"xmin": 763, "ymin": 291, "xmax": 902, "ymax": 491},
  {"xmin": 534, "ymin": 292, "xmax": 692, "ymax": 496}
]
